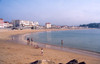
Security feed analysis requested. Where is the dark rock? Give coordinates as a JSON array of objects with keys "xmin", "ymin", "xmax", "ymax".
[
  {"xmin": 66, "ymin": 59, "xmax": 78, "ymax": 64},
  {"xmin": 79, "ymin": 62, "xmax": 86, "ymax": 64},
  {"xmin": 30, "ymin": 60, "xmax": 41, "ymax": 64}
]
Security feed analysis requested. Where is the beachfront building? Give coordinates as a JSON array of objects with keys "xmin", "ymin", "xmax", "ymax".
[
  {"xmin": 0, "ymin": 18, "xmax": 4, "ymax": 28},
  {"xmin": 45, "ymin": 23, "xmax": 51, "ymax": 29},
  {"xmin": 33, "ymin": 22, "xmax": 39, "ymax": 26},
  {"xmin": 51, "ymin": 25, "xmax": 61, "ymax": 29},
  {"xmin": 12, "ymin": 20, "xmax": 39, "ymax": 28},
  {"xmin": 4, "ymin": 21, "xmax": 13, "ymax": 28},
  {"xmin": 61, "ymin": 25, "xmax": 68, "ymax": 29}
]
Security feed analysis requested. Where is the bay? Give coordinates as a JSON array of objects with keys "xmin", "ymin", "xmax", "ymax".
[{"xmin": 28, "ymin": 29, "xmax": 100, "ymax": 53}]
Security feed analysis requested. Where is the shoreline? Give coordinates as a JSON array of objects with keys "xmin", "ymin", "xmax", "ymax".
[
  {"xmin": 0, "ymin": 29, "xmax": 100, "ymax": 64},
  {"xmin": 12, "ymin": 29, "xmax": 100, "ymax": 59}
]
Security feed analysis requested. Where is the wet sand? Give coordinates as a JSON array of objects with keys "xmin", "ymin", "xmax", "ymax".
[{"xmin": 0, "ymin": 29, "xmax": 100, "ymax": 64}]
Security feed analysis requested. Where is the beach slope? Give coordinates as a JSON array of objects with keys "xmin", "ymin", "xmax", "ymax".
[{"xmin": 0, "ymin": 29, "xmax": 100, "ymax": 64}]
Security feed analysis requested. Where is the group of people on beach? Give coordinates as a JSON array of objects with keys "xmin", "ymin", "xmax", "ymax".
[
  {"xmin": 26, "ymin": 38, "xmax": 64, "ymax": 56},
  {"xmin": 27, "ymin": 37, "xmax": 33, "ymax": 45},
  {"xmin": 27, "ymin": 37, "xmax": 39, "ymax": 48},
  {"xmin": 27, "ymin": 37, "xmax": 43, "ymax": 55},
  {"xmin": 26, "ymin": 37, "xmax": 65, "ymax": 56}
]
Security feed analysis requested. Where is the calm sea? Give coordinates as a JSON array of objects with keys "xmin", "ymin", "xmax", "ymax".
[{"xmin": 28, "ymin": 29, "xmax": 100, "ymax": 53}]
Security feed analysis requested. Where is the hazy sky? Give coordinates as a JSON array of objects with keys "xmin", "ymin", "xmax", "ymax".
[{"xmin": 0, "ymin": 0, "xmax": 100, "ymax": 26}]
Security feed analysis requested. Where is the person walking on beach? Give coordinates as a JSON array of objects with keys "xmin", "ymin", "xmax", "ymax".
[{"xmin": 41, "ymin": 48, "xmax": 43, "ymax": 55}]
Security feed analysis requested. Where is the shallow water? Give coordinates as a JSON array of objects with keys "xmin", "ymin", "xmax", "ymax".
[{"xmin": 27, "ymin": 29, "xmax": 100, "ymax": 53}]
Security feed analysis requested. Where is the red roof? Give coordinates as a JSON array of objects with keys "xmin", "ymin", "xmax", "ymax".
[
  {"xmin": 46, "ymin": 23, "xmax": 51, "ymax": 24},
  {"xmin": 4, "ymin": 21, "xmax": 9, "ymax": 23},
  {"xmin": 0, "ymin": 18, "xmax": 3, "ymax": 20},
  {"xmin": 0, "ymin": 18, "xmax": 4, "ymax": 24}
]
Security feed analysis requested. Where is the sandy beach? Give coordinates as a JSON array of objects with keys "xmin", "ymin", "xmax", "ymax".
[{"xmin": 0, "ymin": 29, "xmax": 100, "ymax": 64}]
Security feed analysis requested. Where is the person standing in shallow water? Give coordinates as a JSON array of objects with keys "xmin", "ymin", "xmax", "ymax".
[
  {"xmin": 61, "ymin": 40, "xmax": 63, "ymax": 47},
  {"xmin": 27, "ymin": 37, "xmax": 30, "ymax": 45},
  {"xmin": 31, "ymin": 38, "xmax": 33, "ymax": 45}
]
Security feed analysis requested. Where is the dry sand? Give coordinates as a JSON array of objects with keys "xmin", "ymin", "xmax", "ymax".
[{"xmin": 0, "ymin": 29, "xmax": 100, "ymax": 64}]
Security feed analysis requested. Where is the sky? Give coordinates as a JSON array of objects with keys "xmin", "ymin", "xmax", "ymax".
[{"xmin": 0, "ymin": 0, "xmax": 100, "ymax": 26}]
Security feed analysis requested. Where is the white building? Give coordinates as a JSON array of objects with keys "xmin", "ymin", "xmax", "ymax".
[
  {"xmin": 0, "ymin": 18, "xmax": 4, "ymax": 28},
  {"xmin": 4, "ymin": 21, "xmax": 13, "ymax": 28},
  {"xmin": 12, "ymin": 20, "xmax": 39, "ymax": 28},
  {"xmin": 45, "ymin": 23, "xmax": 51, "ymax": 28},
  {"xmin": 33, "ymin": 22, "xmax": 39, "ymax": 26}
]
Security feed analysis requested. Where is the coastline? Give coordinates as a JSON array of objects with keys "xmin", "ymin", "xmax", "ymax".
[
  {"xmin": 19, "ymin": 30, "xmax": 100, "ymax": 59},
  {"xmin": 0, "ymin": 29, "xmax": 100, "ymax": 64}
]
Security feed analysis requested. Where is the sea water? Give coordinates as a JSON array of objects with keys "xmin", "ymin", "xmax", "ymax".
[{"xmin": 28, "ymin": 29, "xmax": 100, "ymax": 53}]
